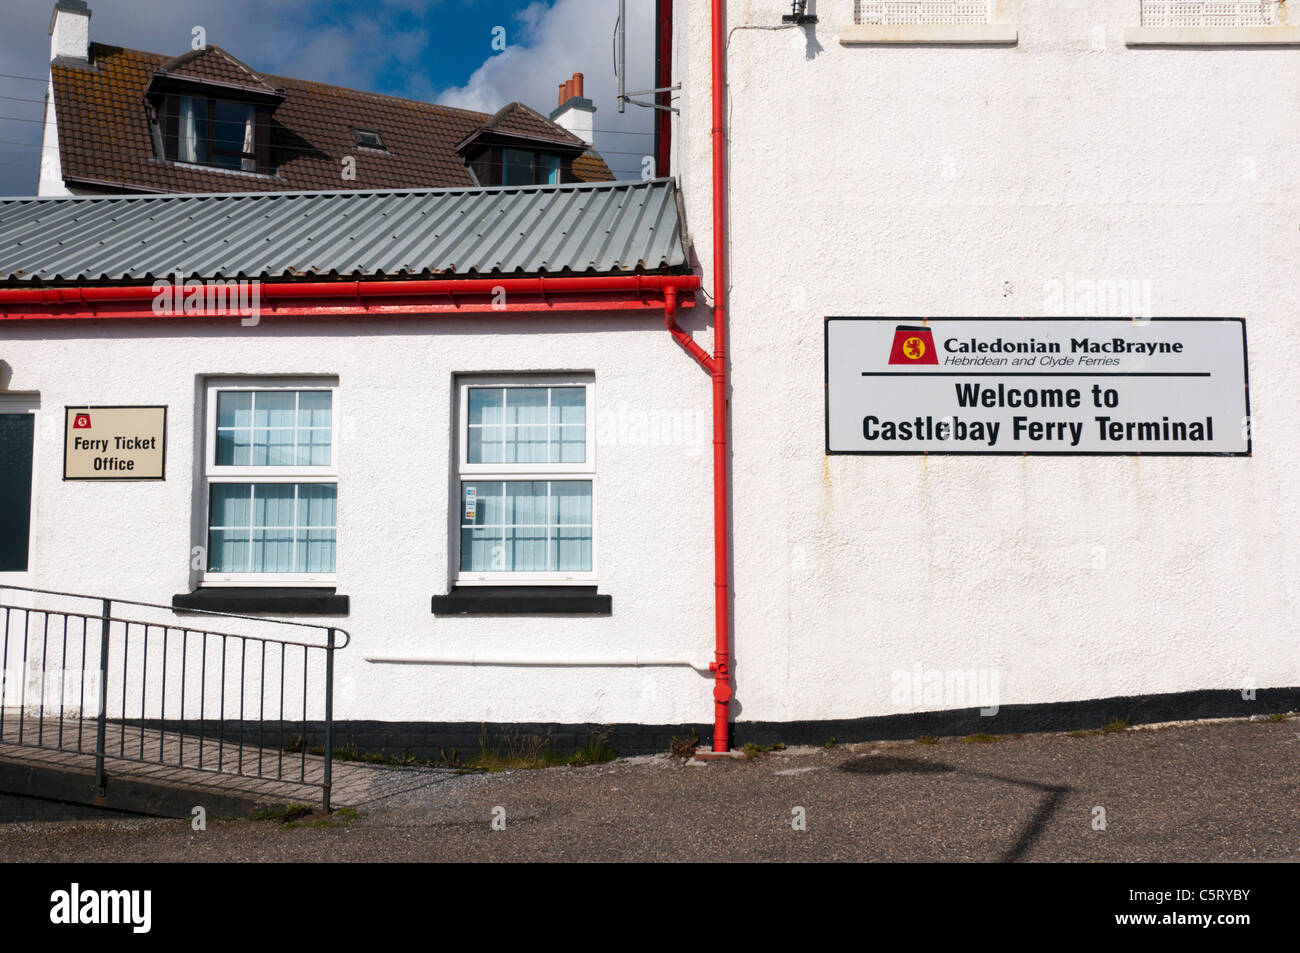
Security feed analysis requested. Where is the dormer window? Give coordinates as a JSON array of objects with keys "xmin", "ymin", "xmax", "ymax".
[
  {"xmin": 353, "ymin": 128, "xmax": 386, "ymax": 150},
  {"xmin": 143, "ymin": 47, "xmax": 282, "ymax": 177}
]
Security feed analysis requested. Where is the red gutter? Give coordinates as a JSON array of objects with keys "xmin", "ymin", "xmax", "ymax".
[
  {"xmin": 708, "ymin": 0, "xmax": 732, "ymax": 751},
  {"xmin": 0, "ymin": 275, "xmax": 700, "ymax": 320}
]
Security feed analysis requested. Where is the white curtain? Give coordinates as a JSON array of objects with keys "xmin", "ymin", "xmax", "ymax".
[
  {"xmin": 240, "ymin": 111, "xmax": 255, "ymax": 171},
  {"xmin": 178, "ymin": 96, "xmax": 199, "ymax": 163}
]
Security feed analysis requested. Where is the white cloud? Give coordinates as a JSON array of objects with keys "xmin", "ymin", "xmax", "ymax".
[{"xmin": 437, "ymin": 0, "xmax": 657, "ymax": 179}]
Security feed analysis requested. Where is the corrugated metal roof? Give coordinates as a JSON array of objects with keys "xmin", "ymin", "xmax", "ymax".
[{"xmin": 0, "ymin": 179, "xmax": 688, "ymax": 283}]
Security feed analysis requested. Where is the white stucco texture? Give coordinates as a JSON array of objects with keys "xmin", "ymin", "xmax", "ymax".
[
  {"xmin": 672, "ymin": 0, "xmax": 1299, "ymax": 721},
  {"xmin": 0, "ymin": 315, "xmax": 718, "ymax": 724}
]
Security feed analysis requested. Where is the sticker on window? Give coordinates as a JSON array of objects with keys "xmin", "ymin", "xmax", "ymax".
[{"xmin": 464, "ymin": 485, "xmax": 477, "ymax": 520}]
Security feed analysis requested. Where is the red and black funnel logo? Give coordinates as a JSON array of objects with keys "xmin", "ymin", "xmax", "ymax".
[
  {"xmin": 73, "ymin": 413, "xmax": 92, "ymax": 429},
  {"xmin": 888, "ymin": 325, "xmax": 938, "ymax": 365}
]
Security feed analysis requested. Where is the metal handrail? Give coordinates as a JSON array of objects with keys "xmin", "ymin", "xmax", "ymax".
[
  {"xmin": 0, "ymin": 585, "xmax": 351, "ymax": 648},
  {"xmin": 0, "ymin": 586, "xmax": 348, "ymax": 810}
]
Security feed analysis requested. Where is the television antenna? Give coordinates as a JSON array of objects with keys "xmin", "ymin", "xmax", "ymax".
[{"xmin": 615, "ymin": 0, "xmax": 679, "ymax": 114}]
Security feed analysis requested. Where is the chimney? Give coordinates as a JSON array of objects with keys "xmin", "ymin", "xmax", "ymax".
[
  {"xmin": 548, "ymin": 71, "xmax": 595, "ymax": 147},
  {"xmin": 49, "ymin": 0, "xmax": 91, "ymax": 63}
]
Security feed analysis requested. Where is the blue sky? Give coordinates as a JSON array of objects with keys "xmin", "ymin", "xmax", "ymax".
[{"xmin": 0, "ymin": 0, "xmax": 656, "ymax": 194}]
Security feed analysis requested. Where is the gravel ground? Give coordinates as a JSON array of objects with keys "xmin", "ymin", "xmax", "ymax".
[{"xmin": 2, "ymin": 717, "xmax": 1297, "ymax": 862}]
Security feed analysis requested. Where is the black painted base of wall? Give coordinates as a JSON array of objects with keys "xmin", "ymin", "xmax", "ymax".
[
  {"xmin": 0, "ymin": 758, "xmax": 289, "ymax": 823},
  {"xmin": 135, "ymin": 685, "xmax": 1300, "ymax": 760},
  {"xmin": 0, "ymin": 792, "xmax": 123, "ymax": 823}
]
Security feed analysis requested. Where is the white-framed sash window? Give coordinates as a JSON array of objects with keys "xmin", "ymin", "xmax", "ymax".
[
  {"xmin": 201, "ymin": 380, "xmax": 337, "ymax": 586},
  {"xmin": 456, "ymin": 376, "xmax": 596, "ymax": 585}
]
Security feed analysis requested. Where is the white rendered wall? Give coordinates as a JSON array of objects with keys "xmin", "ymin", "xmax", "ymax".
[
  {"xmin": 673, "ymin": 0, "xmax": 1300, "ymax": 723},
  {"xmin": 36, "ymin": 78, "xmax": 71, "ymax": 197},
  {"xmin": 0, "ymin": 315, "xmax": 717, "ymax": 725},
  {"xmin": 38, "ymin": 4, "xmax": 90, "ymax": 198}
]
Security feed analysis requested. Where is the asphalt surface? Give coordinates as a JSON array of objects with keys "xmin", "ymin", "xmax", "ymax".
[{"xmin": 2, "ymin": 717, "xmax": 1297, "ymax": 862}]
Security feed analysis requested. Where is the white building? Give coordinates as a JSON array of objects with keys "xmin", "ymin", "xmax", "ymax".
[
  {"xmin": 668, "ymin": 0, "xmax": 1299, "ymax": 740},
  {"xmin": 0, "ymin": 0, "xmax": 1296, "ymax": 759}
]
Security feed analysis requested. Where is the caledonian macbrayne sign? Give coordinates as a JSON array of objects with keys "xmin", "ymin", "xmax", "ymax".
[
  {"xmin": 825, "ymin": 318, "xmax": 1250, "ymax": 455},
  {"xmin": 64, "ymin": 406, "xmax": 167, "ymax": 479}
]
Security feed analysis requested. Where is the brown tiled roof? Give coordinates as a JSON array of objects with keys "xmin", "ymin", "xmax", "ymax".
[
  {"xmin": 571, "ymin": 153, "xmax": 613, "ymax": 182},
  {"xmin": 481, "ymin": 102, "xmax": 583, "ymax": 147},
  {"xmin": 153, "ymin": 45, "xmax": 280, "ymax": 96},
  {"xmin": 51, "ymin": 43, "xmax": 613, "ymax": 194}
]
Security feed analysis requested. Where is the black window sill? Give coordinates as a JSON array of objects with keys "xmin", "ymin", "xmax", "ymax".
[
  {"xmin": 432, "ymin": 586, "xmax": 611, "ymax": 616},
  {"xmin": 172, "ymin": 588, "xmax": 349, "ymax": 616}
]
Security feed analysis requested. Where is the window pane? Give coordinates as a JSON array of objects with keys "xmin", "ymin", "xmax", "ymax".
[
  {"xmin": 207, "ymin": 482, "xmax": 335, "ymax": 574},
  {"xmin": 503, "ymin": 149, "xmax": 534, "ymax": 186},
  {"xmin": 467, "ymin": 387, "xmax": 588, "ymax": 466},
  {"xmin": 297, "ymin": 483, "xmax": 337, "ymax": 527},
  {"xmin": 211, "ymin": 100, "xmax": 255, "ymax": 170},
  {"xmin": 251, "ymin": 529, "xmax": 295, "ymax": 572},
  {"xmin": 209, "ymin": 483, "xmax": 252, "ymax": 527},
  {"xmin": 461, "ymin": 480, "xmax": 502, "ymax": 526},
  {"xmin": 215, "ymin": 392, "xmax": 252, "ymax": 466},
  {"xmin": 542, "ymin": 154, "xmax": 561, "ymax": 185},
  {"xmin": 505, "ymin": 426, "xmax": 548, "ymax": 464},
  {"xmin": 501, "ymin": 388, "xmax": 551, "ymax": 463},
  {"xmin": 298, "ymin": 530, "xmax": 336, "ymax": 574},
  {"xmin": 468, "ymin": 388, "xmax": 503, "ymax": 426},
  {"xmin": 305, "ymin": 426, "xmax": 332, "ymax": 466},
  {"xmin": 549, "ymin": 387, "xmax": 585, "ymax": 426},
  {"xmin": 556, "ymin": 526, "xmax": 592, "ymax": 572},
  {"xmin": 506, "ymin": 481, "xmax": 548, "ymax": 525},
  {"xmin": 468, "ymin": 426, "xmax": 503, "ymax": 464},
  {"xmin": 254, "ymin": 392, "xmax": 295, "ymax": 428},
  {"xmin": 550, "ymin": 481, "xmax": 592, "ymax": 525},
  {"xmin": 557, "ymin": 425, "xmax": 585, "ymax": 463},
  {"xmin": 298, "ymin": 391, "xmax": 332, "ymax": 428},
  {"xmin": 460, "ymin": 527, "xmax": 503, "ymax": 572},
  {"xmin": 207, "ymin": 529, "xmax": 249, "ymax": 573},
  {"xmin": 459, "ymin": 480, "xmax": 592, "ymax": 574},
  {"xmin": 505, "ymin": 526, "xmax": 548, "ymax": 571},
  {"xmin": 214, "ymin": 390, "xmax": 331, "ymax": 467},
  {"xmin": 505, "ymin": 388, "xmax": 548, "ymax": 426},
  {"xmin": 253, "ymin": 425, "xmax": 295, "ymax": 466},
  {"xmin": 253, "ymin": 484, "xmax": 295, "ymax": 527},
  {"xmin": 208, "ymin": 483, "xmax": 251, "ymax": 573},
  {"xmin": 217, "ymin": 392, "xmax": 252, "ymax": 429}
]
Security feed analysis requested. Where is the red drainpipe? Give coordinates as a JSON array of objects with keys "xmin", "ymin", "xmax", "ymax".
[{"xmin": 708, "ymin": 0, "xmax": 732, "ymax": 751}]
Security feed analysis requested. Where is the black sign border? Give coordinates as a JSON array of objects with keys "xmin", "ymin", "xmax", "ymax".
[
  {"xmin": 63, "ymin": 405, "xmax": 169, "ymax": 481},
  {"xmin": 824, "ymin": 317, "xmax": 1251, "ymax": 457}
]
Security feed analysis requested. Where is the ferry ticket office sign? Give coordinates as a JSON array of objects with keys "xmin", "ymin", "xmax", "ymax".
[
  {"xmin": 825, "ymin": 318, "xmax": 1249, "ymax": 455},
  {"xmin": 64, "ymin": 406, "xmax": 167, "ymax": 479}
]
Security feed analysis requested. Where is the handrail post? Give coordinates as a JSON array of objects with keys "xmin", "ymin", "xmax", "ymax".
[
  {"xmin": 322, "ymin": 627, "xmax": 335, "ymax": 813},
  {"xmin": 95, "ymin": 598, "xmax": 110, "ymax": 797}
]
